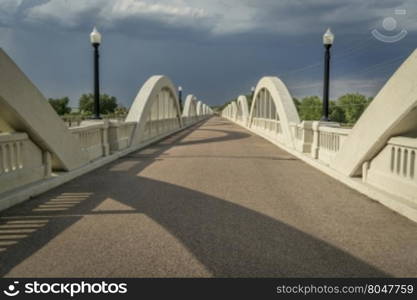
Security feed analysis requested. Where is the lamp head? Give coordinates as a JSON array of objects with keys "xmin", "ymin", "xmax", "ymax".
[
  {"xmin": 323, "ymin": 28, "xmax": 334, "ymax": 46},
  {"xmin": 90, "ymin": 27, "xmax": 102, "ymax": 45}
]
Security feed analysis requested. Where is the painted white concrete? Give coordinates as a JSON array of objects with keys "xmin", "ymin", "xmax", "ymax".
[
  {"xmin": 364, "ymin": 136, "xmax": 417, "ymax": 203},
  {"xmin": 196, "ymin": 100, "xmax": 203, "ymax": 116},
  {"xmin": 0, "ymin": 49, "xmax": 213, "ymax": 210},
  {"xmin": 0, "ymin": 49, "xmax": 88, "ymax": 171},
  {"xmin": 0, "ymin": 119, "xmax": 205, "ymax": 212},
  {"xmin": 228, "ymin": 116, "xmax": 417, "ymax": 223},
  {"xmin": 333, "ymin": 49, "xmax": 417, "ymax": 176},
  {"xmin": 126, "ymin": 75, "xmax": 183, "ymax": 146},
  {"xmin": 248, "ymin": 77, "xmax": 300, "ymax": 148},
  {"xmin": 182, "ymin": 95, "xmax": 198, "ymax": 121},
  {"xmin": 223, "ymin": 66, "xmax": 417, "ymax": 223},
  {"xmin": 236, "ymin": 95, "xmax": 249, "ymax": 126},
  {"xmin": 0, "ymin": 132, "xmax": 49, "ymax": 195}
]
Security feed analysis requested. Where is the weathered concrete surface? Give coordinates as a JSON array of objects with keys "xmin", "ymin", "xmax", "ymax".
[
  {"xmin": 333, "ymin": 49, "xmax": 417, "ymax": 176},
  {"xmin": 0, "ymin": 117, "xmax": 416, "ymax": 277},
  {"xmin": 0, "ymin": 49, "xmax": 88, "ymax": 171}
]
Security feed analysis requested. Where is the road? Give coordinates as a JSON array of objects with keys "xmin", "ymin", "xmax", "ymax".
[{"xmin": 0, "ymin": 117, "xmax": 416, "ymax": 277}]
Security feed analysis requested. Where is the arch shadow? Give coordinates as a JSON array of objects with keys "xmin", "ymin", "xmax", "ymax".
[{"xmin": 0, "ymin": 121, "xmax": 388, "ymax": 277}]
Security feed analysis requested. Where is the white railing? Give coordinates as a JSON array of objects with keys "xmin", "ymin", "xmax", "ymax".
[
  {"xmin": 0, "ymin": 132, "xmax": 50, "ymax": 194},
  {"xmin": 108, "ymin": 121, "xmax": 136, "ymax": 152},
  {"xmin": 70, "ymin": 123, "xmax": 109, "ymax": 161},
  {"xmin": 182, "ymin": 116, "xmax": 198, "ymax": 127},
  {"xmin": 0, "ymin": 71, "xmax": 213, "ymax": 210},
  {"xmin": 251, "ymin": 117, "xmax": 285, "ymax": 143},
  {"xmin": 364, "ymin": 137, "xmax": 417, "ymax": 202},
  {"xmin": 290, "ymin": 121, "xmax": 314, "ymax": 153},
  {"xmin": 312, "ymin": 124, "xmax": 351, "ymax": 164},
  {"xmin": 236, "ymin": 114, "xmax": 245, "ymax": 124},
  {"xmin": 252, "ymin": 118, "xmax": 282, "ymax": 133},
  {"xmin": 0, "ymin": 133, "xmax": 24, "ymax": 174},
  {"xmin": 388, "ymin": 137, "xmax": 417, "ymax": 179},
  {"xmin": 141, "ymin": 117, "xmax": 181, "ymax": 143}
]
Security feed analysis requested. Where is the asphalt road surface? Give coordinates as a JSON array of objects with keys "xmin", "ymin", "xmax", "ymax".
[{"xmin": 0, "ymin": 117, "xmax": 416, "ymax": 277}]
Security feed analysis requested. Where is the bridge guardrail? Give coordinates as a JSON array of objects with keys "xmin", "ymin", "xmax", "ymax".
[
  {"xmin": 0, "ymin": 132, "xmax": 50, "ymax": 196},
  {"xmin": 223, "ymin": 70, "xmax": 417, "ymax": 222},
  {"xmin": 364, "ymin": 136, "xmax": 417, "ymax": 202}
]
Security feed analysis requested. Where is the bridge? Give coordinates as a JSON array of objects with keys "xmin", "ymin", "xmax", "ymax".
[{"xmin": 0, "ymin": 48, "xmax": 416, "ymax": 277}]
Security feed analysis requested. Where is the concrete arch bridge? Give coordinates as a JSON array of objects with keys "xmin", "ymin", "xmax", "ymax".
[{"xmin": 0, "ymin": 48, "xmax": 416, "ymax": 277}]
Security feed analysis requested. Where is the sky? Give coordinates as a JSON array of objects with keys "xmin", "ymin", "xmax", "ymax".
[{"xmin": 1, "ymin": 0, "xmax": 417, "ymax": 108}]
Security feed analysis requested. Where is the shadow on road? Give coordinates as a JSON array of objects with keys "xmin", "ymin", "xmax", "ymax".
[{"xmin": 0, "ymin": 119, "xmax": 387, "ymax": 277}]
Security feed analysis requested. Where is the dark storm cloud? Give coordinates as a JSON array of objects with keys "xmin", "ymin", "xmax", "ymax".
[{"xmin": 1, "ymin": 0, "xmax": 416, "ymax": 107}]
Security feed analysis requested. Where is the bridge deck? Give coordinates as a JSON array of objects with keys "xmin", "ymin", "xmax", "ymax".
[{"xmin": 0, "ymin": 117, "xmax": 416, "ymax": 277}]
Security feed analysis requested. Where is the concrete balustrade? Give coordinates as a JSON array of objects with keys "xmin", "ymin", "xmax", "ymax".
[
  {"xmin": 223, "ymin": 60, "xmax": 417, "ymax": 221},
  {"xmin": 108, "ymin": 121, "xmax": 136, "ymax": 152},
  {"xmin": 140, "ymin": 118, "xmax": 181, "ymax": 144},
  {"xmin": 0, "ymin": 50, "xmax": 212, "ymax": 210},
  {"xmin": 364, "ymin": 137, "xmax": 417, "ymax": 203},
  {"xmin": 251, "ymin": 118, "xmax": 284, "ymax": 143},
  {"xmin": 70, "ymin": 122, "xmax": 110, "ymax": 161},
  {"xmin": 0, "ymin": 49, "xmax": 88, "ymax": 171},
  {"xmin": 0, "ymin": 132, "xmax": 50, "ymax": 197},
  {"xmin": 311, "ymin": 122, "xmax": 351, "ymax": 164},
  {"xmin": 291, "ymin": 121, "xmax": 314, "ymax": 153}
]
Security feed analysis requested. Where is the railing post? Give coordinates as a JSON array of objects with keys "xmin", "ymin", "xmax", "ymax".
[
  {"xmin": 43, "ymin": 151, "xmax": 52, "ymax": 178},
  {"xmin": 101, "ymin": 120, "xmax": 110, "ymax": 156},
  {"xmin": 311, "ymin": 121, "xmax": 321, "ymax": 159},
  {"xmin": 362, "ymin": 161, "xmax": 369, "ymax": 182}
]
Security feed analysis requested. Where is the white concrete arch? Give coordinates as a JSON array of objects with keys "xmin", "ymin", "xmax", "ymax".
[
  {"xmin": 222, "ymin": 103, "xmax": 233, "ymax": 119},
  {"xmin": 333, "ymin": 49, "xmax": 417, "ymax": 176},
  {"xmin": 248, "ymin": 76, "xmax": 300, "ymax": 147},
  {"xmin": 196, "ymin": 101, "xmax": 203, "ymax": 116},
  {"xmin": 182, "ymin": 94, "xmax": 199, "ymax": 125},
  {"xmin": 182, "ymin": 95, "xmax": 198, "ymax": 118},
  {"xmin": 126, "ymin": 75, "xmax": 182, "ymax": 146},
  {"xmin": 230, "ymin": 101, "xmax": 238, "ymax": 121},
  {"xmin": 236, "ymin": 95, "xmax": 250, "ymax": 125},
  {"xmin": 0, "ymin": 49, "xmax": 88, "ymax": 171}
]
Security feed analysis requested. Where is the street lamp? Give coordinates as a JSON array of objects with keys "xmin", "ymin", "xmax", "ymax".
[
  {"xmin": 251, "ymin": 86, "xmax": 255, "ymax": 99},
  {"xmin": 90, "ymin": 27, "xmax": 102, "ymax": 119},
  {"xmin": 178, "ymin": 86, "xmax": 183, "ymax": 112},
  {"xmin": 322, "ymin": 28, "xmax": 334, "ymax": 121}
]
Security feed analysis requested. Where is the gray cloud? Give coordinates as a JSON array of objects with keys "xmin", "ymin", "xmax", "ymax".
[{"xmin": 0, "ymin": 0, "xmax": 416, "ymax": 107}]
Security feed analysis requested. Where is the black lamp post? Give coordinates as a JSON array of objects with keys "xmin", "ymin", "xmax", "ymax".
[
  {"xmin": 90, "ymin": 27, "xmax": 102, "ymax": 119},
  {"xmin": 178, "ymin": 86, "xmax": 183, "ymax": 112},
  {"xmin": 251, "ymin": 86, "xmax": 255, "ymax": 99},
  {"xmin": 322, "ymin": 28, "xmax": 334, "ymax": 121}
]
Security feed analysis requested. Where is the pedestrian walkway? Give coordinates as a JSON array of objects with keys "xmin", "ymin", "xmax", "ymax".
[{"xmin": 0, "ymin": 117, "xmax": 416, "ymax": 277}]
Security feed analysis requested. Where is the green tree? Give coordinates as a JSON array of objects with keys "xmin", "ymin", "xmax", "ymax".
[
  {"xmin": 79, "ymin": 93, "xmax": 118, "ymax": 115},
  {"xmin": 329, "ymin": 101, "xmax": 345, "ymax": 123},
  {"xmin": 114, "ymin": 105, "xmax": 128, "ymax": 117},
  {"xmin": 48, "ymin": 97, "xmax": 71, "ymax": 115},
  {"xmin": 337, "ymin": 93, "xmax": 370, "ymax": 124},
  {"xmin": 298, "ymin": 96, "xmax": 322, "ymax": 120}
]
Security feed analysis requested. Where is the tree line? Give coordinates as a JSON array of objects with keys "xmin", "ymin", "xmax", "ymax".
[
  {"xmin": 221, "ymin": 93, "xmax": 372, "ymax": 125},
  {"xmin": 293, "ymin": 93, "xmax": 373, "ymax": 124},
  {"xmin": 48, "ymin": 94, "xmax": 128, "ymax": 116}
]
